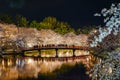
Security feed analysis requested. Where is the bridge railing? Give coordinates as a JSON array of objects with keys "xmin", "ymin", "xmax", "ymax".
[{"xmin": 21, "ymin": 44, "xmax": 89, "ymax": 51}]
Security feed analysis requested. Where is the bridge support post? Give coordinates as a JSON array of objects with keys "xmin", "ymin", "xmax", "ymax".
[
  {"xmin": 56, "ymin": 49, "xmax": 58, "ymax": 58},
  {"xmin": 38, "ymin": 49, "xmax": 41, "ymax": 57},
  {"xmin": 73, "ymin": 49, "xmax": 75, "ymax": 57}
]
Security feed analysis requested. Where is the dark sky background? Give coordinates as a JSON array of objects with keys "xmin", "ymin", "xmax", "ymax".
[{"xmin": 0, "ymin": 0, "xmax": 119, "ymax": 28}]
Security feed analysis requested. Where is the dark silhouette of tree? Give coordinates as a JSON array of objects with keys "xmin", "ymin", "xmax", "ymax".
[
  {"xmin": 0, "ymin": 14, "xmax": 13, "ymax": 24},
  {"xmin": 15, "ymin": 14, "xmax": 28, "ymax": 27}
]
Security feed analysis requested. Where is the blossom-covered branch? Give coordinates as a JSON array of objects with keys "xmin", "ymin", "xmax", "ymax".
[{"xmin": 91, "ymin": 3, "xmax": 120, "ymax": 47}]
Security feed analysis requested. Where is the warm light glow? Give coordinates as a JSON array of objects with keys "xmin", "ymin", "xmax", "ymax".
[
  {"xmin": 7, "ymin": 60, "xmax": 12, "ymax": 66},
  {"xmin": 2, "ymin": 60, "xmax": 4, "ymax": 66},
  {"xmin": 59, "ymin": 53, "xmax": 62, "ymax": 57},
  {"xmin": 27, "ymin": 43, "xmax": 33, "ymax": 47},
  {"xmin": 46, "ymin": 55, "xmax": 50, "ymax": 57},
  {"xmin": 0, "ymin": 54, "xmax": 90, "ymax": 80},
  {"xmin": 27, "ymin": 58, "xmax": 34, "ymax": 64},
  {"xmin": 108, "ymin": 67, "xmax": 112, "ymax": 74},
  {"xmin": 86, "ymin": 58, "xmax": 89, "ymax": 62},
  {"xmin": 94, "ymin": 30, "xmax": 97, "ymax": 33},
  {"xmin": 66, "ymin": 52, "xmax": 69, "ymax": 57}
]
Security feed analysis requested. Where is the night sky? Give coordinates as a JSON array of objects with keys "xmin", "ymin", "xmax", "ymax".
[{"xmin": 0, "ymin": 0, "xmax": 119, "ymax": 28}]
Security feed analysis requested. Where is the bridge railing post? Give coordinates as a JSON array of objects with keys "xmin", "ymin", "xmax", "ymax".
[
  {"xmin": 38, "ymin": 49, "xmax": 41, "ymax": 57},
  {"xmin": 56, "ymin": 49, "xmax": 58, "ymax": 58}
]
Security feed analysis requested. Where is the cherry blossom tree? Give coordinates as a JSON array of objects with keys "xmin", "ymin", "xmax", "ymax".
[{"xmin": 90, "ymin": 3, "xmax": 120, "ymax": 80}]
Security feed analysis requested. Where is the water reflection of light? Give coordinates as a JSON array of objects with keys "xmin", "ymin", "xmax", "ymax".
[
  {"xmin": 16, "ymin": 58, "xmax": 25, "ymax": 67},
  {"xmin": 45, "ymin": 61, "xmax": 48, "ymax": 66},
  {"xmin": 27, "ymin": 58, "xmax": 34, "ymax": 64},
  {"xmin": 66, "ymin": 52, "xmax": 69, "ymax": 57},
  {"xmin": 2, "ymin": 60, "xmax": 4, "ymax": 66},
  {"xmin": 8, "ymin": 59, "xmax": 12, "ymax": 66},
  {"xmin": 0, "ymin": 72, "xmax": 1, "ymax": 76},
  {"xmin": 0, "ymin": 51, "xmax": 90, "ymax": 80}
]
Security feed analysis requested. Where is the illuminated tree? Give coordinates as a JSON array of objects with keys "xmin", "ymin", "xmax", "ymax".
[
  {"xmin": 39, "ymin": 16, "xmax": 75, "ymax": 34},
  {"xmin": 30, "ymin": 20, "xmax": 38, "ymax": 28},
  {"xmin": 54, "ymin": 21, "xmax": 75, "ymax": 35},
  {"xmin": 90, "ymin": 3, "xmax": 120, "ymax": 80},
  {"xmin": 36, "ymin": 16, "xmax": 57, "ymax": 29},
  {"xmin": 42, "ymin": 16, "xmax": 57, "ymax": 29}
]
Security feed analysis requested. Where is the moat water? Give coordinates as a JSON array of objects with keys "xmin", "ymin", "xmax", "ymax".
[{"xmin": 0, "ymin": 54, "xmax": 90, "ymax": 80}]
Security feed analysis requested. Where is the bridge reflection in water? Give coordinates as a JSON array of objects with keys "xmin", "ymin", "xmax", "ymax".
[{"xmin": 0, "ymin": 55, "xmax": 91, "ymax": 80}]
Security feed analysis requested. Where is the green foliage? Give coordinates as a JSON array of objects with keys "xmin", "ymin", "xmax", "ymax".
[
  {"xmin": 0, "ymin": 14, "xmax": 96, "ymax": 35},
  {"xmin": 54, "ymin": 22, "xmax": 75, "ymax": 35},
  {"xmin": 74, "ymin": 26, "xmax": 97, "ymax": 35},
  {"xmin": 15, "ymin": 14, "xmax": 28, "ymax": 27},
  {"xmin": 81, "ymin": 26, "xmax": 96, "ymax": 34},
  {"xmin": 75, "ymin": 28, "xmax": 82, "ymax": 35},
  {"xmin": 29, "ymin": 16, "xmax": 75, "ymax": 34},
  {"xmin": 29, "ymin": 20, "xmax": 38, "ymax": 28},
  {"xmin": 42, "ymin": 16, "xmax": 57, "ymax": 29}
]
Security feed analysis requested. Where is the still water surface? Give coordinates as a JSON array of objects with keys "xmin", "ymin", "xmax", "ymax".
[{"xmin": 0, "ymin": 56, "xmax": 80, "ymax": 80}]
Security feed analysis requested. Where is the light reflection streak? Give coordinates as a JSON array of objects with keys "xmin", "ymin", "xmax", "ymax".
[
  {"xmin": 66, "ymin": 52, "xmax": 69, "ymax": 57},
  {"xmin": 0, "ymin": 57, "xmax": 66, "ymax": 80},
  {"xmin": 0, "ymin": 51, "xmax": 90, "ymax": 80},
  {"xmin": 27, "ymin": 58, "xmax": 34, "ymax": 64}
]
